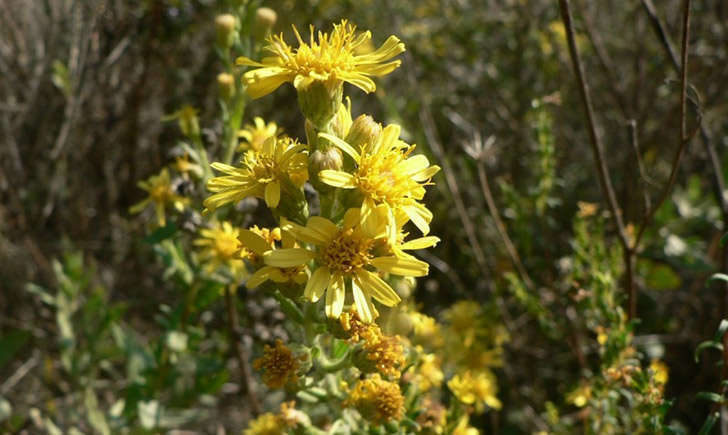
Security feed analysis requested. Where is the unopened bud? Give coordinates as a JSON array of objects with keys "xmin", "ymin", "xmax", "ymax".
[
  {"xmin": 297, "ymin": 81, "xmax": 343, "ymax": 129},
  {"xmin": 177, "ymin": 105, "xmax": 200, "ymax": 139},
  {"xmin": 330, "ymin": 101, "xmax": 353, "ymax": 138},
  {"xmin": 215, "ymin": 14, "xmax": 237, "ymax": 49},
  {"xmin": 345, "ymin": 114, "xmax": 382, "ymax": 149},
  {"xmin": 310, "ymin": 148, "xmax": 343, "ymax": 173},
  {"xmin": 253, "ymin": 7, "xmax": 277, "ymax": 39},
  {"xmin": 217, "ymin": 72, "xmax": 235, "ymax": 100}
]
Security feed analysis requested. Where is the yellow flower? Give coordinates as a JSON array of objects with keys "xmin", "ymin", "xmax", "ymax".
[
  {"xmin": 238, "ymin": 117, "xmax": 279, "ymax": 152},
  {"xmin": 243, "ymin": 413, "xmax": 283, "ymax": 435},
  {"xmin": 129, "ymin": 168, "xmax": 189, "ymax": 226},
  {"xmin": 193, "ymin": 221, "xmax": 246, "ymax": 278},
  {"xmin": 173, "ymin": 154, "xmax": 203, "ymax": 178},
  {"xmin": 566, "ymin": 384, "xmax": 591, "ymax": 408},
  {"xmin": 239, "ymin": 226, "xmax": 308, "ymax": 288},
  {"xmin": 204, "ymin": 135, "xmax": 308, "ymax": 211},
  {"xmin": 253, "ymin": 339, "xmax": 301, "ymax": 389},
  {"xmin": 444, "ymin": 301, "xmax": 482, "ymax": 348},
  {"xmin": 409, "ymin": 311, "xmax": 444, "ymax": 348},
  {"xmin": 319, "ymin": 124, "xmax": 440, "ymax": 234},
  {"xmin": 344, "ymin": 374, "xmax": 404, "ymax": 425},
  {"xmin": 414, "ymin": 352, "xmax": 444, "ymax": 392},
  {"xmin": 452, "ymin": 415, "xmax": 480, "ymax": 435},
  {"xmin": 448, "ymin": 370, "xmax": 502, "ymax": 413},
  {"xmin": 236, "ymin": 19, "xmax": 405, "ymax": 99},
  {"xmin": 649, "ymin": 359, "xmax": 669, "ymax": 385},
  {"xmin": 264, "ymin": 208, "xmax": 436, "ymax": 322},
  {"xmin": 343, "ymin": 310, "xmax": 405, "ymax": 378}
]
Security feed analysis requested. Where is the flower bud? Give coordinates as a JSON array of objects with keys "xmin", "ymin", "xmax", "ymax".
[
  {"xmin": 217, "ymin": 72, "xmax": 235, "ymax": 100},
  {"xmin": 177, "ymin": 105, "xmax": 199, "ymax": 139},
  {"xmin": 345, "ymin": 114, "xmax": 382, "ymax": 149},
  {"xmin": 297, "ymin": 81, "xmax": 343, "ymax": 129},
  {"xmin": 215, "ymin": 14, "xmax": 237, "ymax": 49},
  {"xmin": 253, "ymin": 7, "xmax": 277, "ymax": 40},
  {"xmin": 330, "ymin": 100, "xmax": 353, "ymax": 138}
]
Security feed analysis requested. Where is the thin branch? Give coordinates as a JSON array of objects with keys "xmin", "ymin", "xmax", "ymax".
[
  {"xmin": 558, "ymin": 0, "xmax": 636, "ymax": 318},
  {"xmin": 641, "ymin": 0, "xmax": 728, "ymax": 222},
  {"xmin": 467, "ymin": 134, "xmax": 535, "ymax": 290},
  {"xmin": 224, "ymin": 285, "xmax": 261, "ymax": 416},
  {"xmin": 558, "ymin": 0, "xmax": 629, "ymax": 251},
  {"xmin": 627, "ymin": 120, "xmax": 656, "ymax": 215},
  {"xmin": 633, "ymin": 0, "xmax": 694, "ymax": 249}
]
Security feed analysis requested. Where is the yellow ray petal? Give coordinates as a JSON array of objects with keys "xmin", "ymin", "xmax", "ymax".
[
  {"xmin": 238, "ymin": 229, "xmax": 272, "ymax": 255},
  {"xmin": 264, "ymin": 248, "xmax": 315, "ymax": 267},
  {"xmin": 305, "ymin": 266, "xmax": 330, "ymax": 302},
  {"xmin": 319, "ymin": 170, "xmax": 356, "ymax": 188},
  {"xmin": 264, "ymin": 181, "xmax": 281, "ymax": 208},
  {"xmin": 355, "ymin": 270, "xmax": 401, "ymax": 307},
  {"xmin": 325, "ymin": 274, "xmax": 345, "ymax": 318},
  {"xmin": 371, "ymin": 256, "xmax": 429, "ymax": 277}
]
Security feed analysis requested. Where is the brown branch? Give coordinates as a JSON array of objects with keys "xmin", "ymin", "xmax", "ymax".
[
  {"xmin": 633, "ymin": 0, "xmax": 694, "ymax": 249},
  {"xmin": 470, "ymin": 137, "xmax": 534, "ymax": 290},
  {"xmin": 224, "ymin": 285, "xmax": 261, "ymax": 416},
  {"xmin": 641, "ymin": 0, "xmax": 728, "ymax": 223},
  {"xmin": 558, "ymin": 0, "xmax": 636, "ymax": 318}
]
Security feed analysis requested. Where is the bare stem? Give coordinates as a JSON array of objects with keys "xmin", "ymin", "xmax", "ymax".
[{"xmin": 475, "ymin": 156, "xmax": 534, "ymax": 290}]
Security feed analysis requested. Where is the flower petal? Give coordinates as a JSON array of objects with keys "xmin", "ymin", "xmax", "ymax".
[
  {"xmin": 319, "ymin": 170, "xmax": 356, "ymax": 188},
  {"xmin": 264, "ymin": 181, "xmax": 281, "ymax": 208},
  {"xmin": 319, "ymin": 133, "xmax": 360, "ymax": 162},
  {"xmin": 264, "ymin": 248, "xmax": 315, "ymax": 267},
  {"xmin": 352, "ymin": 279, "xmax": 374, "ymax": 323},
  {"xmin": 239, "ymin": 229, "xmax": 272, "ymax": 255},
  {"xmin": 355, "ymin": 270, "xmax": 401, "ymax": 307},
  {"xmin": 399, "ymin": 236, "xmax": 440, "ymax": 251},
  {"xmin": 247, "ymin": 266, "xmax": 273, "ymax": 288},
  {"xmin": 371, "ymin": 256, "xmax": 429, "ymax": 277},
  {"xmin": 325, "ymin": 274, "xmax": 345, "ymax": 318},
  {"xmin": 305, "ymin": 266, "xmax": 330, "ymax": 303}
]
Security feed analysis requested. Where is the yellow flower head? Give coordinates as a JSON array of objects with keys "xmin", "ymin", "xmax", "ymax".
[
  {"xmin": 409, "ymin": 311, "xmax": 444, "ymax": 348},
  {"xmin": 236, "ymin": 19, "xmax": 405, "ymax": 99},
  {"xmin": 243, "ymin": 412, "xmax": 283, "ymax": 435},
  {"xmin": 264, "ymin": 207, "xmax": 437, "ymax": 323},
  {"xmin": 319, "ymin": 124, "xmax": 440, "ymax": 235},
  {"xmin": 649, "ymin": 359, "xmax": 669, "ymax": 385},
  {"xmin": 344, "ymin": 374, "xmax": 404, "ymax": 425},
  {"xmin": 414, "ymin": 352, "xmax": 444, "ymax": 392},
  {"xmin": 452, "ymin": 415, "xmax": 480, "ymax": 435},
  {"xmin": 448, "ymin": 370, "xmax": 502, "ymax": 413},
  {"xmin": 238, "ymin": 117, "xmax": 279, "ymax": 152},
  {"xmin": 204, "ymin": 135, "xmax": 308, "ymax": 211},
  {"xmin": 129, "ymin": 168, "xmax": 189, "ymax": 226},
  {"xmin": 566, "ymin": 384, "xmax": 592, "ymax": 408},
  {"xmin": 193, "ymin": 221, "xmax": 246, "ymax": 278},
  {"xmin": 343, "ymin": 310, "xmax": 405, "ymax": 378},
  {"xmin": 444, "ymin": 300, "xmax": 482, "ymax": 348},
  {"xmin": 173, "ymin": 154, "xmax": 203, "ymax": 178},
  {"xmin": 253, "ymin": 339, "xmax": 301, "ymax": 389},
  {"xmin": 239, "ymin": 226, "xmax": 308, "ymax": 289}
]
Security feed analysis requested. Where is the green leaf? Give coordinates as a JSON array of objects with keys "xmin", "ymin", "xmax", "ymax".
[
  {"xmin": 694, "ymin": 340, "xmax": 722, "ymax": 363},
  {"xmin": 708, "ymin": 273, "xmax": 728, "ymax": 284},
  {"xmin": 0, "ymin": 330, "xmax": 30, "ymax": 368},
  {"xmin": 84, "ymin": 388, "xmax": 110, "ymax": 435},
  {"xmin": 720, "ymin": 233, "xmax": 728, "ymax": 246},
  {"xmin": 714, "ymin": 319, "xmax": 728, "ymax": 343},
  {"xmin": 698, "ymin": 411, "xmax": 720, "ymax": 435},
  {"xmin": 143, "ymin": 223, "xmax": 178, "ymax": 244},
  {"xmin": 696, "ymin": 392, "xmax": 724, "ymax": 404}
]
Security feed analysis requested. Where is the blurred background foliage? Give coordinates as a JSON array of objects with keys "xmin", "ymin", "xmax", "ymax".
[{"xmin": 3, "ymin": 0, "xmax": 728, "ymax": 432}]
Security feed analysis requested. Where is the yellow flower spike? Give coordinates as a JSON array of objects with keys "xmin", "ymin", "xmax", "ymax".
[
  {"xmin": 129, "ymin": 168, "xmax": 189, "ymax": 226},
  {"xmin": 204, "ymin": 135, "xmax": 308, "ymax": 213},
  {"xmin": 318, "ymin": 123, "xmax": 440, "ymax": 235},
  {"xmin": 264, "ymin": 211, "xmax": 432, "ymax": 322},
  {"xmin": 238, "ymin": 117, "xmax": 279, "ymax": 152},
  {"xmin": 236, "ymin": 19, "xmax": 405, "ymax": 99}
]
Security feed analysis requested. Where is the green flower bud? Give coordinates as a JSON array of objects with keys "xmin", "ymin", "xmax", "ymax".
[
  {"xmin": 345, "ymin": 114, "xmax": 382, "ymax": 149},
  {"xmin": 215, "ymin": 14, "xmax": 237, "ymax": 49},
  {"xmin": 297, "ymin": 80, "xmax": 343, "ymax": 129},
  {"xmin": 216, "ymin": 72, "xmax": 235, "ymax": 100},
  {"xmin": 253, "ymin": 7, "xmax": 277, "ymax": 40}
]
